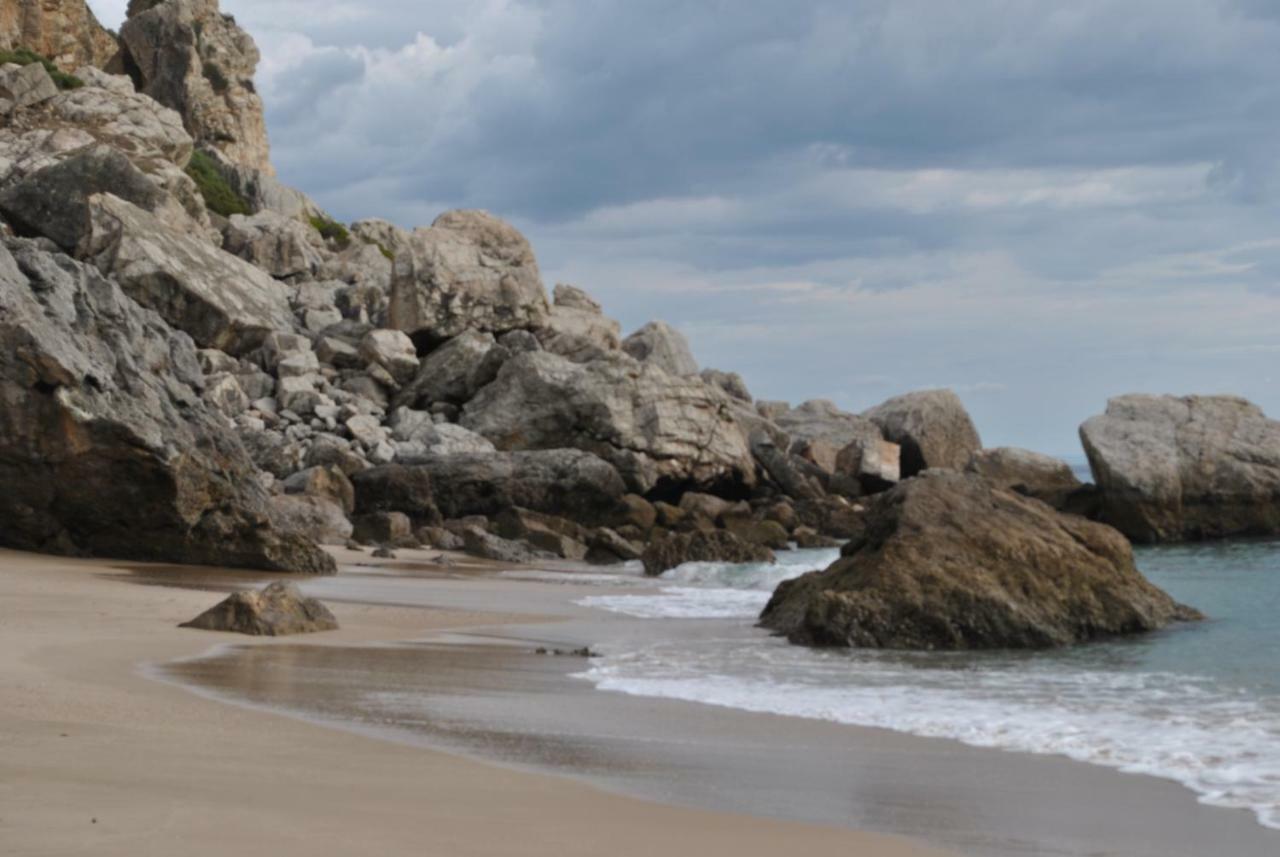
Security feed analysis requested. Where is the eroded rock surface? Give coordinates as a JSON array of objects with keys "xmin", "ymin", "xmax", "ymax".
[{"xmin": 181, "ymin": 581, "xmax": 338, "ymax": 635}]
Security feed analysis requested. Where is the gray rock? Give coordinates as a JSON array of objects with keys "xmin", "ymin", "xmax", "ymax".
[
  {"xmin": 536, "ymin": 284, "xmax": 621, "ymax": 362},
  {"xmin": 775, "ymin": 399, "xmax": 882, "ymax": 450},
  {"xmin": 864, "ymin": 389, "xmax": 982, "ymax": 477},
  {"xmin": 461, "ymin": 351, "xmax": 755, "ymax": 494},
  {"xmin": 1080, "ymin": 394, "xmax": 1280, "ymax": 542},
  {"xmin": 358, "ymin": 328, "xmax": 419, "ymax": 385},
  {"xmin": 0, "ymin": 63, "xmax": 58, "ymax": 112},
  {"xmin": 622, "ymin": 320, "xmax": 698, "ymax": 376},
  {"xmin": 0, "ymin": 237, "xmax": 333, "ymax": 574},
  {"xmin": 282, "ymin": 465, "xmax": 355, "ymax": 515},
  {"xmin": 269, "ymin": 494, "xmax": 353, "ymax": 545},
  {"xmin": 181, "ymin": 581, "xmax": 338, "ymax": 636},
  {"xmin": 406, "ymin": 449, "xmax": 627, "ymax": 522},
  {"xmin": 387, "ymin": 209, "xmax": 550, "ymax": 344},
  {"xmin": 223, "ymin": 210, "xmax": 326, "ymax": 279},
  {"xmin": 700, "ymin": 368, "xmax": 752, "ymax": 402},
  {"xmin": 461, "ymin": 525, "xmax": 548, "ymax": 564},
  {"xmin": 965, "ymin": 447, "xmax": 1082, "ymax": 510},
  {"xmin": 82, "ymin": 194, "xmax": 295, "ymax": 354},
  {"xmin": 397, "ymin": 329, "xmax": 495, "ymax": 407}
]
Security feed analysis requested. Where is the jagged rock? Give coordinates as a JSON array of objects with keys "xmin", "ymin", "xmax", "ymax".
[
  {"xmin": 1081, "ymin": 394, "xmax": 1280, "ymax": 542},
  {"xmin": 536, "ymin": 283, "xmax": 621, "ymax": 362},
  {"xmin": 388, "ymin": 408, "xmax": 495, "ymax": 457},
  {"xmin": 0, "ymin": 62, "xmax": 57, "ymax": 112},
  {"xmin": 283, "ymin": 465, "xmax": 355, "ymax": 515},
  {"xmin": 700, "ymin": 368, "xmax": 751, "ymax": 402},
  {"xmin": 387, "ymin": 210, "xmax": 549, "ymax": 345},
  {"xmin": 622, "ymin": 320, "xmax": 698, "ymax": 376},
  {"xmin": 460, "ymin": 525, "xmax": 547, "ymax": 564},
  {"xmin": 315, "ymin": 335, "xmax": 360, "ymax": 369},
  {"xmin": 120, "ymin": 0, "xmax": 273, "ymax": 173},
  {"xmin": 723, "ymin": 517, "xmax": 791, "ymax": 550},
  {"xmin": 965, "ymin": 447, "xmax": 1082, "ymax": 510},
  {"xmin": 397, "ymin": 329, "xmax": 495, "ymax": 407},
  {"xmin": 407, "ymin": 449, "xmax": 627, "ymax": 522},
  {"xmin": 0, "ymin": 144, "xmax": 186, "ymax": 252},
  {"xmin": 494, "ymin": 507, "xmax": 589, "ymax": 560},
  {"xmin": 641, "ymin": 530, "xmax": 776, "ymax": 576},
  {"xmin": 269, "ymin": 494, "xmax": 353, "ymax": 545},
  {"xmin": 181, "ymin": 581, "xmax": 338, "ymax": 636},
  {"xmin": 351, "ymin": 511, "xmax": 412, "ymax": 545},
  {"xmin": 761, "ymin": 471, "xmax": 1199, "ymax": 650},
  {"xmin": 0, "ymin": 1, "xmax": 118, "ymax": 71},
  {"xmin": 351, "ymin": 218, "xmax": 411, "ymax": 257},
  {"xmin": 835, "ymin": 435, "xmax": 901, "ymax": 494},
  {"xmin": 82, "ymin": 194, "xmax": 294, "ymax": 354},
  {"xmin": 202, "ymin": 372, "xmax": 248, "ymax": 417},
  {"xmin": 774, "ymin": 400, "xmax": 883, "ymax": 450},
  {"xmin": 358, "ymin": 329, "xmax": 419, "ymax": 385},
  {"xmin": 350, "ymin": 464, "xmax": 439, "ymax": 523},
  {"xmin": 748, "ymin": 430, "xmax": 827, "ymax": 501},
  {"xmin": 0, "ymin": 237, "xmax": 333, "ymax": 573},
  {"xmin": 461, "ymin": 351, "xmax": 755, "ymax": 494},
  {"xmin": 864, "ymin": 389, "xmax": 982, "ymax": 477},
  {"xmin": 586, "ymin": 527, "xmax": 642, "ymax": 563},
  {"xmin": 223, "ymin": 210, "xmax": 326, "ymax": 278}
]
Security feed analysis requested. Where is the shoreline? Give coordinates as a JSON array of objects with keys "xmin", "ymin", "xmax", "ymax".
[{"xmin": 0, "ymin": 547, "xmax": 951, "ymax": 857}]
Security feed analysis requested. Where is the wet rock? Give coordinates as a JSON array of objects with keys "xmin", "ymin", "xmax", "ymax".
[
  {"xmin": 180, "ymin": 581, "xmax": 338, "ymax": 636},
  {"xmin": 761, "ymin": 471, "xmax": 1200, "ymax": 650},
  {"xmin": 641, "ymin": 529, "xmax": 776, "ymax": 577}
]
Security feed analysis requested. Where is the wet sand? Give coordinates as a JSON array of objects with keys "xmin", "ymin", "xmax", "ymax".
[{"xmin": 0, "ymin": 547, "xmax": 950, "ymax": 857}]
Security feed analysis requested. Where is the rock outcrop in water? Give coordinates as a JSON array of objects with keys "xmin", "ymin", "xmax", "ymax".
[
  {"xmin": 1081, "ymin": 395, "xmax": 1280, "ymax": 543},
  {"xmin": 181, "ymin": 581, "xmax": 338, "ymax": 635},
  {"xmin": 760, "ymin": 471, "xmax": 1199, "ymax": 650}
]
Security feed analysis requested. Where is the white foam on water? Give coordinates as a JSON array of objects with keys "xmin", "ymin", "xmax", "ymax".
[
  {"xmin": 576, "ymin": 639, "xmax": 1280, "ymax": 831},
  {"xmin": 576, "ymin": 547, "xmax": 840, "ymax": 619}
]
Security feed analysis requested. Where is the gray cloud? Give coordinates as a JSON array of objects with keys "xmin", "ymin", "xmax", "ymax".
[{"xmin": 87, "ymin": 0, "xmax": 1280, "ymax": 454}]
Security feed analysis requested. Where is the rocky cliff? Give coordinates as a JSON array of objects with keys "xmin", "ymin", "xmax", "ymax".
[{"xmin": 0, "ymin": 0, "xmax": 117, "ymax": 71}]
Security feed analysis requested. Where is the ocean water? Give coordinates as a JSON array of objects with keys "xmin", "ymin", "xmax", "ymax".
[{"xmin": 575, "ymin": 541, "xmax": 1280, "ymax": 830}]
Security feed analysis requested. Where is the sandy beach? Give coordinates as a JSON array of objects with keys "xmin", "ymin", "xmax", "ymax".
[{"xmin": 0, "ymin": 548, "xmax": 953, "ymax": 857}]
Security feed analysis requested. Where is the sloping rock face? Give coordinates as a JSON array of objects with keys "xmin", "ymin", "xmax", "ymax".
[
  {"xmin": 1081, "ymin": 395, "xmax": 1280, "ymax": 543},
  {"xmin": 82, "ymin": 193, "xmax": 294, "ymax": 354},
  {"xmin": 119, "ymin": 0, "xmax": 272, "ymax": 173},
  {"xmin": 461, "ymin": 350, "xmax": 756, "ymax": 494},
  {"xmin": 0, "ymin": 0, "xmax": 118, "ymax": 71},
  {"xmin": 387, "ymin": 210, "xmax": 549, "ymax": 346},
  {"xmin": 864, "ymin": 389, "xmax": 981, "ymax": 477},
  {"xmin": 966, "ymin": 447, "xmax": 1082, "ymax": 510},
  {"xmin": 537, "ymin": 284, "xmax": 621, "ymax": 362},
  {"xmin": 181, "ymin": 581, "xmax": 338, "ymax": 635},
  {"xmin": 0, "ymin": 238, "xmax": 334, "ymax": 574},
  {"xmin": 760, "ymin": 471, "xmax": 1197, "ymax": 650}
]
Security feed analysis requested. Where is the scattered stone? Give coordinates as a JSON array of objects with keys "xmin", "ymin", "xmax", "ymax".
[{"xmin": 180, "ymin": 581, "xmax": 338, "ymax": 636}]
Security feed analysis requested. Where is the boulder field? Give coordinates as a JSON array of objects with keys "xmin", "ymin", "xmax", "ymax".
[{"xmin": 2, "ymin": 0, "xmax": 1272, "ymax": 654}]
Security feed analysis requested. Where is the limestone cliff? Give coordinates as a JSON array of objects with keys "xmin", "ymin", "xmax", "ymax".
[{"xmin": 0, "ymin": 0, "xmax": 118, "ymax": 71}]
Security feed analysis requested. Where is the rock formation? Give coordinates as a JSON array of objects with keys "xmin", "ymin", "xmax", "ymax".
[
  {"xmin": 965, "ymin": 447, "xmax": 1082, "ymax": 510},
  {"xmin": 760, "ymin": 471, "xmax": 1198, "ymax": 649},
  {"xmin": 864, "ymin": 389, "xmax": 982, "ymax": 477},
  {"xmin": 0, "ymin": 0, "xmax": 117, "ymax": 71},
  {"xmin": 119, "ymin": 0, "xmax": 273, "ymax": 173},
  {"xmin": 0, "ymin": 238, "xmax": 334, "ymax": 574},
  {"xmin": 1081, "ymin": 395, "xmax": 1280, "ymax": 542},
  {"xmin": 642, "ymin": 529, "xmax": 776, "ymax": 577},
  {"xmin": 622, "ymin": 320, "xmax": 699, "ymax": 376},
  {"xmin": 181, "ymin": 581, "xmax": 339, "ymax": 635}
]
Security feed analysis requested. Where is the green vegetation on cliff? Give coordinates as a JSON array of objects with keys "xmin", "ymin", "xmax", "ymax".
[
  {"xmin": 185, "ymin": 151, "xmax": 252, "ymax": 218},
  {"xmin": 0, "ymin": 48, "xmax": 84, "ymax": 90}
]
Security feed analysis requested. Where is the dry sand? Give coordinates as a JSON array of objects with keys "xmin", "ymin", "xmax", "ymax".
[{"xmin": 0, "ymin": 548, "xmax": 953, "ymax": 857}]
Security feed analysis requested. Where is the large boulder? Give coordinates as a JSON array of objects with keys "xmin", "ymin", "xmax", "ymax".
[
  {"xmin": 119, "ymin": 0, "xmax": 273, "ymax": 173},
  {"xmin": 641, "ymin": 530, "xmax": 776, "ymax": 577},
  {"xmin": 222, "ymin": 210, "xmax": 326, "ymax": 279},
  {"xmin": 397, "ymin": 329, "xmax": 495, "ymax": 407},
  {"xmin": 773, "ymin": 399, "xmax": 881, "ymax": 449},
  {"xmin": 387, "ymin": 210, "xmax": 549, "ymax": 346},
  {"xmin": 402, "ymin": 449, "xmax": 627, "ymax": 522},
  {"xmin": 864, "ymin": 389, "xmax": 981, "ymax": 477},
  {"xmin": 349, "ymin": 464, "xmax": 440, "ymax": 523},
  {"xmin": 622, "ymin": 320, "xmax": 698, "ymax": 376},
  {"xmin": 965, "ymin": 447, "xmax": 1082, "ymax": 511},
  {"xmin": 180, "ymin": 581, "xmax": 338, "ymax": 636},
  {"xmin": 81, "ymin": 193, "xmax": 294, "ymax": 354},
  {"xmin": 0, "ymin": 62, "xmax": 58, "ymax": 112},
  {"xmin": 760, "ymin": 471, "xmax": 1198, "ymax": 650},
  {"xmin": 268, "ymin": 494, "xmax": 353, "ymax": 546},
  {"xmin": 461, "ymin": 350, "xmax": 756, "ymax": 493},
  {"xmin": 0, "ymin": 237, "xmax": 334, "ymax": 574},
  {"xmin": 1080, "ymin": 394, "xmax": 1280, "ymax": 542}
]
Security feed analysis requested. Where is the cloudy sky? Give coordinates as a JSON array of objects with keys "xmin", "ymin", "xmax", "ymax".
[{"xmin": 90, "ymin": 0, "xmax": 1280, "ymax": 455}]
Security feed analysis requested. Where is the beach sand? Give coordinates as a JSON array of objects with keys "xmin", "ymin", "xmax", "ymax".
[{"xmin": 0, "ymin": 548, "xmax": 952, "ymax": 857}]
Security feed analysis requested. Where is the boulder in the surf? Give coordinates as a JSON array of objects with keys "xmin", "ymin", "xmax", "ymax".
[
  {"xmin": 641, "ymin": 529, "xmax": 776, "ymax": 577},
  {"xmin": 760, "ymin": 471, "xmax": 1200, "ymax": 650}
]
